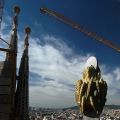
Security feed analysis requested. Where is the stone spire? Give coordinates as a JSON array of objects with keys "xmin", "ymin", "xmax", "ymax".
[{"xmin": 15, "ymin": 27, "xmax": 31, "ymax": 120}]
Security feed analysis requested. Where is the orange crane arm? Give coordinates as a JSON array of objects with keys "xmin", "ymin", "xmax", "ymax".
[{"xmin": 40, "ymin": 7, "xmax": 120, "ymax": 53}]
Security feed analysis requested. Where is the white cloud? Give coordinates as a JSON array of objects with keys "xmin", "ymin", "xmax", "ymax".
[
  {"xmin": 113, "ymin": 68, "xmax": 120, "ymax": 81},
  {"xmin": 26, "ymin": 35, "xmax": 89, "ymax": 108},
  {"xmin": 1, "ymin": 16, "xmax": 120, "ymax": 108},
  {"xmin": 24, "ymin": 34, "xmax": 120, "ymax": 108},
  {"xmin": 101, "ymin": 66, "xmax": 120, "ymax": 105},
  {"xmin": 0, "ymin": 15, "xmax": 12, "ymax": 61},
  {"xmin": 1, "ymin": 22, "xmax": 8, "ymax": 32}
]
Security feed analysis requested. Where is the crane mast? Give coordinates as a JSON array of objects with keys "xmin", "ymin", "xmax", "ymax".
[{"xmin": 40, "ymin": 7, "xmax": 120, "ymax": 53}]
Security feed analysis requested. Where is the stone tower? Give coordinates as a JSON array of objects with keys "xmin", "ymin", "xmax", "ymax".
[{"xmin": 0, "ymin": 6, "xmax": 31, "ymax": 120}]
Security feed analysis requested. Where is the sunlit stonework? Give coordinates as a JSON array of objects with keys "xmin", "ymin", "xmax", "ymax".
[{"xmin": 75, "ymin": 56, "xmax": 107, "ymax": 119}]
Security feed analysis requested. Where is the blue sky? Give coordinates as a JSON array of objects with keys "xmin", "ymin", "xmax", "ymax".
[{"xmin": 0, "ymin": 0, "xmax": 120, "ymax": 108}]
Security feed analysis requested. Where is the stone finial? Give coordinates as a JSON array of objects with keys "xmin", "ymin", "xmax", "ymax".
[
  {"xmin": 25, "ymin": 27, "xmax": 31, "ymax": 35},
  {"xmin": 85, "ymin": 56, "xmax": 98, "ymax": 69},
  {"xmin": 13, "ymin": 6, "xmax": 20, "ymax": 14},
  {"xmin": 75, "ymin": 56, "xmax": 107, "ymax": 118}
]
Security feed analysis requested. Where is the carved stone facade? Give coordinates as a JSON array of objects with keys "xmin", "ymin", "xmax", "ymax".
[{"xmin": 75, "ymin": 56, "xmax": 107, "ymax": 119}]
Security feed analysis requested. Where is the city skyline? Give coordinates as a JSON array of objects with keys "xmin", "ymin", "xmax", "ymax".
[{"xmin": 0, "ymin": 0, "xmax": 120, "ymax": 108}]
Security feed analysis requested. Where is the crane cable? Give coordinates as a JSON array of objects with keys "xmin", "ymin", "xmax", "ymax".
[
  {"xmin": 0, "ymin": 0, "xmax": 9, "ymax": 46},
  {"xmin": 0, "ymin": 37, "xmax": 9, "ymax": 45}
]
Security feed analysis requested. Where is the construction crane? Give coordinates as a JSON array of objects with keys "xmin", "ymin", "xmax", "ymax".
[{"xmin": 40, "ymin": 7, "xmax": 120, "ymax": 53}]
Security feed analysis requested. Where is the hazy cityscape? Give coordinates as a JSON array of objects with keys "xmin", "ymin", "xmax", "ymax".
[{"xmin": 29, "ymin": 106, "xmax": 120, "ymax": 120}]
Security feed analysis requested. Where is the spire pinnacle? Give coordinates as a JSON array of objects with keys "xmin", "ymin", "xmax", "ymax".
[
  {"xmin": 24, "ymin": 27, "xmax": 31, "ymax": 49},
  {"xmin": 25, "ymin": 27, "xmax": 31, "ymax": 35},
  {"xmin": 13, "ymin": 6, "xmax": 20, "ymax": 14}
]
